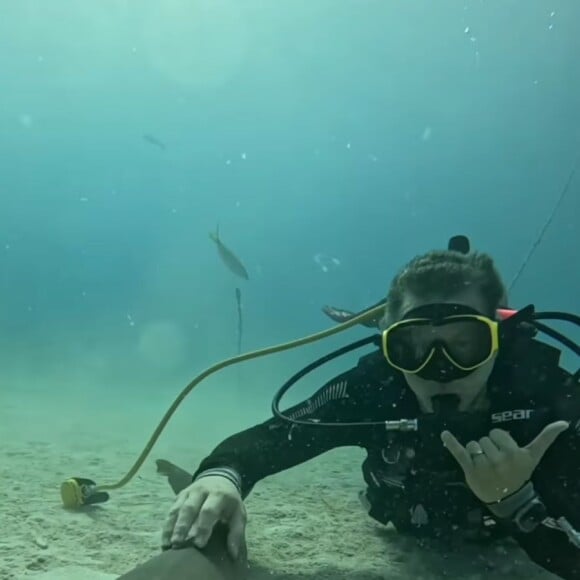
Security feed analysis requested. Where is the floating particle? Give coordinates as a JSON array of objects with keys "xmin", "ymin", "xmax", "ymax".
[
  {"xmin": 19, "ymin": 114, "xmax": 33, "ymax": 128},
  {"xmin": 313, "ymin": 253, "xmax": 341, "ymax": 273}
]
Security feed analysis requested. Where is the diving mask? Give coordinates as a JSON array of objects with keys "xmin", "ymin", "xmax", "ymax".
[{"xmin": 381, "ymin": 303, "xmax": 500, "ymax": 382}]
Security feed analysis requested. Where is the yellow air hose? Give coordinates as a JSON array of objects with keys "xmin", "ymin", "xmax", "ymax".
[{"xmin": 60, "ymin": 303, "xmax": 386, "ymax": 508}]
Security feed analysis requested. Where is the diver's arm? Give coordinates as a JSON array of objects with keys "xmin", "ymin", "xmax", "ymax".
[
  {"xmin": 497, "ymin": 371, "xmax": 580, "ymax": 579},
  {"xmin": 511, "ymin": 520, "xmax": 580, "ymax": 579},
  {"xmin": 501, "ymin": 459, "xmax": 580, "ymax": 579},
  {"xmin": 192, "ymin": 366, "xmax": 372, "ymax": 498}
]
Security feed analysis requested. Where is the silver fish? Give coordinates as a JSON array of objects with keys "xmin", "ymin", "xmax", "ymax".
[{"xmin": 209, "ymin": 226, "xmax": 249, "ymax": 280}]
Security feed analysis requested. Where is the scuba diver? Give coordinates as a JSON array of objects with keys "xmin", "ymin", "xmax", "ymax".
[{"xmin": 118, "ymin": 241, "xmax": 579, "ymax": 580}]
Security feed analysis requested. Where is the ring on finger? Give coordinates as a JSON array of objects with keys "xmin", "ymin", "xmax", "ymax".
[{"xmin": 466, "ymin": 442, "xmax": 485, "ymax": 459}]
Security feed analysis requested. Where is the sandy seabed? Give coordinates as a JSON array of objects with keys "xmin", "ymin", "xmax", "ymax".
[{"xmin": 0, "ymin": 385, "xmax": 559, "ymax": 580}]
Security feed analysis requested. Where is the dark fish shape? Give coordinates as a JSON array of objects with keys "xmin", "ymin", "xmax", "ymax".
[
  {"xmin": 155, "ymin": 459, "xmax": 193, "ymax": 495},
  {"xmin": 322, "ymin": 234, "xmax": 471, "ymax": 329},
  {"xmin": 143, "ymin": 133, "xmax": 166, "ymax": 150},
  {"xmin": 235, "ymin": 287, "xmax": 243, "ymax": 354},
  {"xmin": 209, "ymin": 226, "xmax": 249, "ymax": 280},
  {"xmin": 322, "ymin": 300, "xmax": 386, "ymax": 328}
]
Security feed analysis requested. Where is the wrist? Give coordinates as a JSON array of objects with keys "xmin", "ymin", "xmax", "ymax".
[
  {"xmin": 194, "ymin": 466, "xmax": 243, "ymax": 495},
  {"xmin": 485, "ymin": 482, "xmax": 547, "ymax": 533},
  {"xmin": 485, "ymin": 481, "xmax": 535, "ymax": 519}
]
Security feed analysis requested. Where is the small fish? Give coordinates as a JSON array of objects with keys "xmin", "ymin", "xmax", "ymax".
[
  {"xmin": 322, "ymin": 302, "xmax": 385, "ymax": 328},
  {"xmin": 235, "ymin": 287, "xmax": 243, "ymax": 354},
  {"xmin": 143, "ymin": 133, "xmax": 166, "ymax": 151},
  {"xmin": 209, "ymin": 226, "xmax": 249, "ymax": 280}
]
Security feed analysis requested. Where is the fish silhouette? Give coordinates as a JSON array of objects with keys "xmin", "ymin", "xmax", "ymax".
[
  {"xmin": 235, "ymin": 287, "xmax": 243, "ymax": 354},
  {"xmin": 142, "ymin": 133, "xmax": 166, "ymax": 151},
  {"xmin": 209, "ymin": 226, "xmax": 249, "ymax": 280}
]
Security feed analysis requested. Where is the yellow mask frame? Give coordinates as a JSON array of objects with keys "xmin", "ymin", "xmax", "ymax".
[{"xmin": 381, "ymin": 313, "xmax": 500, "ymax": 373}]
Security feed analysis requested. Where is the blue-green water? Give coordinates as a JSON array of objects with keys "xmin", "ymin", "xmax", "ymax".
[{"xmin": 0, "ymin": 1, "xmax": 578, "ymax": 578}]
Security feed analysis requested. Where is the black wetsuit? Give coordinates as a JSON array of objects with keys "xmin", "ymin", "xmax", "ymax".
[{"xmin": 193, "ymin": 337, "xmax": 580, "ymax": 579}]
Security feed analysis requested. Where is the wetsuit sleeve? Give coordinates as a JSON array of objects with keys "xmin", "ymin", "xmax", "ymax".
[
  {"xmin": 509, "ymin": 369, "xmax": 580, "ymax": 579},
  {"xmin": 192, "ymin": 365, "xmax": 372, "ymax": 498}
]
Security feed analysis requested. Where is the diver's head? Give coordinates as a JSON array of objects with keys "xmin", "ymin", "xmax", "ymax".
[{"xmin": 380, "ymin": 249, "xmax": 508, "ymax": 413}]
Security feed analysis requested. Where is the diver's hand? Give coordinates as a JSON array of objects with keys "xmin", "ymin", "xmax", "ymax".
[
  {"xmin": 441, "ymin": 421, "xmax": 569, "ymax": 504},
  {"xmin": 161, "ymin": 475, "xmax": 247, "ymax": 559}
]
